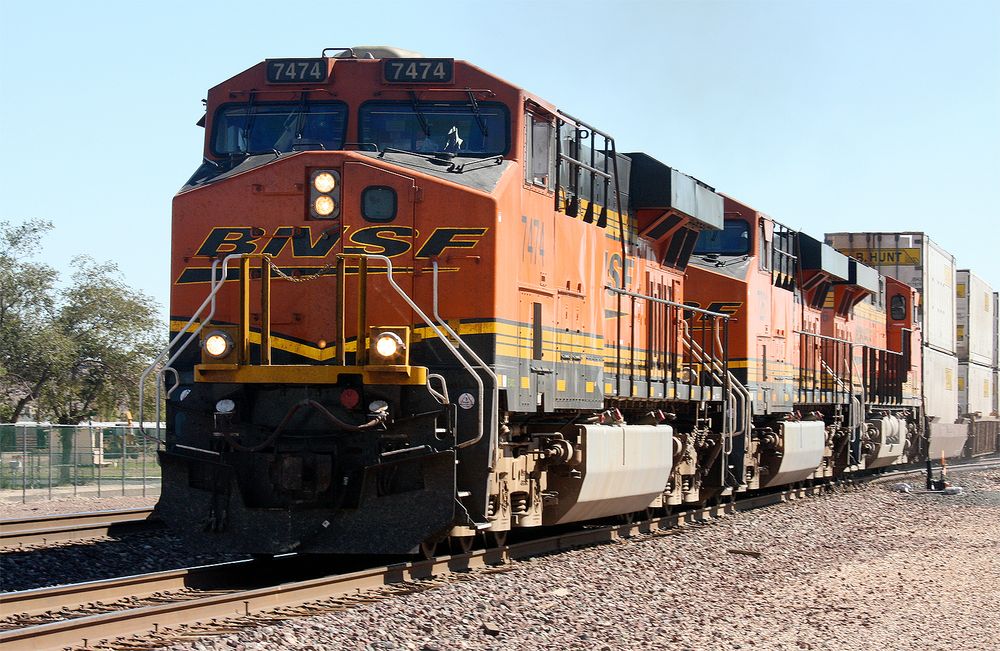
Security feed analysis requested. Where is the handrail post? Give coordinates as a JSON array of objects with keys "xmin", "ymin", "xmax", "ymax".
[
  {"xmin": 240, "ymin": 255, "xmax": 252, "ymax": 363},
  {"xmin": 261, "ymin": 256, "xmax": 272, "ymax": 365},
  {"xmin": 356, "ymin": 256, "xmax": 368, "ymax": 365},
  {"xmin": 335, "ymin": 256, "xmax": 346, "ymax": 365}
]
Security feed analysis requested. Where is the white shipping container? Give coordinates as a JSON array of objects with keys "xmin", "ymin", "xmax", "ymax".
[
  {"xmin": 825, "ymin": 232, "xmax": 956, "ymax": 355},
  {"xmin": 958, "ymin": 361, "xmax": 994, "ymax": 417},
  {"xmin": 922, "ymin": 346, "xmax": 959, "ymax": 422},
  {"xmin": 994, "ymin": 368, "xmax": 999, "ymax": 416},
  {"xmin": 993, "ymin": 292, "xmax": 999, "ymax": 369},
  {"xmin": 955, "ymin": 271, "xmax": 995, "ymax": 366}
]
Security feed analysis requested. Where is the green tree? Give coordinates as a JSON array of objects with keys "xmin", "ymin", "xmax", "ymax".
[
  {"xmin": 1, "ymin": 220, "xmax": 163, "ymax": 425},
  {"xmin": 42, "ymin": 256, "xmax": 162, "ymax": 425},
  {"xmin": 0, "ymin": 219, "xmax": 62, "ymax": 421}
]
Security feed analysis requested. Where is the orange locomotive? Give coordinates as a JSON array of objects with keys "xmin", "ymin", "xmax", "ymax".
[
  {"xmin": 153, "ymin": 47, "xmax": 930, "ymax": 556},
  {"xmin": 686, "ymin": 195, "xmax": 923, "ymax": 492},
  {"xmin": 154, "ymin": 47, "xmax": 735, "ymax": 555}
]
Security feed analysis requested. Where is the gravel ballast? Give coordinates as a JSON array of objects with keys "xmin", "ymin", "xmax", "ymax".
[
  {"xmin": 0, "ymin": 495, "xmax": 158, "ymax": 520},
  {"xmin": 155, "ymin": 467, "xmax": 1000, "ymax": 651},
  {"xmin": 0, "ymin": 494, "xmax": 244, "ymax": 592}
]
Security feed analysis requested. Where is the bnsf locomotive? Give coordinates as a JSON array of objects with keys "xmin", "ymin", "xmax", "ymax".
[{"xmin": 151, "ymin": 47, "xmax": 973, "ymax": 557}]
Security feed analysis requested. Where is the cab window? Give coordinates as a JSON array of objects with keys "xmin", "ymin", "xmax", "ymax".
[
  {"xmin": 524, "ymin": 112, "xmax": 554, "ymax": 188},
  {"xmin": 358, "ymin": 101, "xmax": 509, "ymax": 155},
  {"xmin": 890, "ymin": 294, "xmax": 906, "ymax": 320},
  {"xmin": 693, "ymin": 220, "xmax": 750, "ymax": 256},
  {"xmin": 211, "ymin": 102, "xmax": 347, "ymax": 156}
]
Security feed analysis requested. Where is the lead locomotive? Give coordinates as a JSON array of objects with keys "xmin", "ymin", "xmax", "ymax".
[{"xmin": 152, "ymin": 47, "xmax": 937, "ymax": 556}]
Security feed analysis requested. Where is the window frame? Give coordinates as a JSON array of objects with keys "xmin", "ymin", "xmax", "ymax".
[
  {"xmin": 692, "ymin": 219, "xmax": 752, "ymax": 257},
  {"xmin": 357, "ymin": 99, "xmax": 511, "ymax": 156},
  {"xmin": 361, "ymin": 186, "xmax": 398, "ymax": 223},
  {"xmin": 524, "ymin": 111, "xmax": 554, "ymax": 190},
  {"xmin": 209, "ymin": 100, "xmax": 349, "ymax": 157}
]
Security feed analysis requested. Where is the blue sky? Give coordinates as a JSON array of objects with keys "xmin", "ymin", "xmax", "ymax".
[{"xmin": 1, "ymin": 0, "xmax": 997, "ymax": 316}]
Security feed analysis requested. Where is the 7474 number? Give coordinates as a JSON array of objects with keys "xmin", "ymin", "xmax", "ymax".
[{"xmin": 383, "ymin": 59, "xmax": 454, "ymax": 84}]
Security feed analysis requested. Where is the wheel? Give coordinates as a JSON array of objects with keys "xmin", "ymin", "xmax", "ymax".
[
  {"xmin": 484, "ymin": 530, "xmax": 508, "ymax": 548},
  {"xmin": 419, "ymin": 539, "xmax": 439, "ymax": 560},
  {"xmin": 450, "ymin": 535, "xmax": 475, "ymax": 554}
]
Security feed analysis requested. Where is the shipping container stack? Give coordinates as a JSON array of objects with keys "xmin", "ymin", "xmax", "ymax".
[
  {"xmin": 825, "ymin": 232, "xmax": 966, "ymax": 459},
  {"xmin": 955, "ymin": 270, "xmax": 996, "ymax": 417},
  {"xmin": 993, "ymin": 292, "xmax": 999, "ymax": 417}
]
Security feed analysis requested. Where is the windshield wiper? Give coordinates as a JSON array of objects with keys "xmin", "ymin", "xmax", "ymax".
[
  {"xmin": 408, "ymin": 91, "xmax": 431, "ymax": 138},
  {"xmin": 378, "ymin": 146, "xmax": 437, "ymax": 161},
  {"xmin": 467, "ymin": 91, "xmax": 488, "ymax": 137},
  {"xmin": 448, "ymin": 154, "xmax": 503, "ymax": 174},
  {"xmin": 239, "ymin": 92, "xmax": 259, "ymax": 155}
]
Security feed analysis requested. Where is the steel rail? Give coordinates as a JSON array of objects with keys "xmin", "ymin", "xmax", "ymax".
[
  {"xmin": 0, "ymin": 560, "xmax": 253, "ymax": 618},
  {"xmin": 0, "ymin": 508, "xmax": 157, "ymax": 550}
]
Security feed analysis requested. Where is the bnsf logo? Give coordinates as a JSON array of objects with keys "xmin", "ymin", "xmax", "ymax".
[
  {"xmin": 195, "ymin": 225, "xmax": 487, "ymax": 259},
  {"xmin": 684, "ymin": 301, "xmax": 743, "ymax": 319}
]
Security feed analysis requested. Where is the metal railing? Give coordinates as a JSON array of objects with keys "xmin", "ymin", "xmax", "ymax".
[
  {"xmin": 0, "ymin": 423, "xmax": 162, "ymax": 503},
  {"xmin": 141, "ymin": 253, "xmax": 491, "ymax": 453}
]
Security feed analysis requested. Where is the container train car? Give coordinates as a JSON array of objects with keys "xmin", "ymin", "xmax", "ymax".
[
  {"xmin": 826, "ymin": 232, "xmax": 1000, "ymax": 459},
  {"xmin": 149, "ymin": 47, "xmax": 996, "ymax": 557}
]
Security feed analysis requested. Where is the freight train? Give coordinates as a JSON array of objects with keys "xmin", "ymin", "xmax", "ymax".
[{"xmin": 148, "ymin": 47, "xmax": 998, "ymax": 556}]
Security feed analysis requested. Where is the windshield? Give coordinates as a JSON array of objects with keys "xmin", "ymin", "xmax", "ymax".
[
  {"xmin": 211, "ymin": 102, "xmax": 348, "ymax": 155},
  {"xmin": 358, "ymin": 101, "xmax": 508, "ymax": 155},
  {"xmin": 693, "ymin": 220, "xmax": 751, "ymax": 256}
]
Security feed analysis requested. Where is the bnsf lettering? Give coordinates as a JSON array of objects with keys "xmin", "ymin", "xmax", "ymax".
[
  {"xmin": 193, "ymin": 225, "xmax": 486, "ymax": 260},
  {"xmin": 414, "ymin": 228, "xmax": 488, "ymax": 258},
  {"xmin": 344, "ymin": 226, "xmax": 412, "ymax": 257},
  {"xmin": 261, "ymin": 226, "xmax": 296, "ymax": 256},
  {"xmin": 605, "ymin": 252, "xmax": 634, "ymax": 289},
  {"xmin": 291, "ymin": 228, "xmax": 340, "ymax": 257},
  {"xmin": 684, "ymin": 300, "xmax": 743, "ymax": 321},
  {"xmin": 195, "ymin": 227, "xmax": 260, "ymax": 256},
  {"xmin": 258, "ymin": 227, "xmax": 341, "ymax": 257}
]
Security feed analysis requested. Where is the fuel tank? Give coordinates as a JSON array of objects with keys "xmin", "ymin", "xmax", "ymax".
[{"xmin": 544, "ymin": 424, "xmax": 674, "ymax": 525}]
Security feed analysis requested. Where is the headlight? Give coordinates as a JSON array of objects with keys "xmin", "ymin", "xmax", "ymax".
[
  {"xmin": 373, "ymin": 332, "xmax": 404, "ymax": 358},
  {"xmin": 314, "ymin": 196, "xmax": 336, "ymax": 216},
  {"xmin": 309, "ymin": 169, "xmax": 341, "ymax": 220},
  {"xmin": 313, "ymin": 172, "xmax": 337, "ymax": 193},
  {"xmin": 203, "ymin": 330, "xmax": 233, "ymax": 358},
  {"xmin": 215, "ymin": 399, "xmax": 236, "ymax": 414}
]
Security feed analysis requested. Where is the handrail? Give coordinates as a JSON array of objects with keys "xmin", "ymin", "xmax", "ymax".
[
  {"xmin": 794, "ymin": 329, "xmax": 905, "ymax": 357},
  {"xmin": 681, "ymin": 321, "xmax": 742, "ymax": 456},
  {"xmin": 605, "ymin": 286, "xmax": 731, "ymax": 319},
  {"xmin": 139, "ymin": 252, "xmax": 489, "ymax": 454},
  {"xmin": 713, "ymin": 323, "xmax": 751, "ymax": 451},
  {"xmin": 357, "ymin": 255, "xmax": 487, "ymax": 451},
  {"xmin": 139, "ymin": 254, "xmax": 244, "ymax": 444},
  {"xmin": 556, "ymin": 152, "xmax": 612, "ymax": 179},
  {"xmin": 820, "ymin": 358, "xmax": 863, "ymax": 454},
  {"xmin": 432, "ymin": 261, "xmax": 498, "ymax": 463}
]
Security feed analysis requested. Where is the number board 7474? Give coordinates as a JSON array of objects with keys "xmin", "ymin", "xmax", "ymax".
[{"xmin": 383, "ymin": 58, "xmax": 454, "ymax": 84}]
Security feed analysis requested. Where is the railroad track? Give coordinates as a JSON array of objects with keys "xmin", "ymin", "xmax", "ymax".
[
  {"xmin": 0, "ymin": 508, "xmax": 158, "ymax": 550},
  {"xmin": 0, "ymin": 481, "xmax": 870, "ymax": 651},
  {"xmin": 2, "ymin": 458, "xmax": 996, "ymax": 650}
]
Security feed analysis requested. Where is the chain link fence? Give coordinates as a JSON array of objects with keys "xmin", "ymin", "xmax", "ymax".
[{"xmin": 0, "ymin": 423, "xmax": 162, "ymax": 503}]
